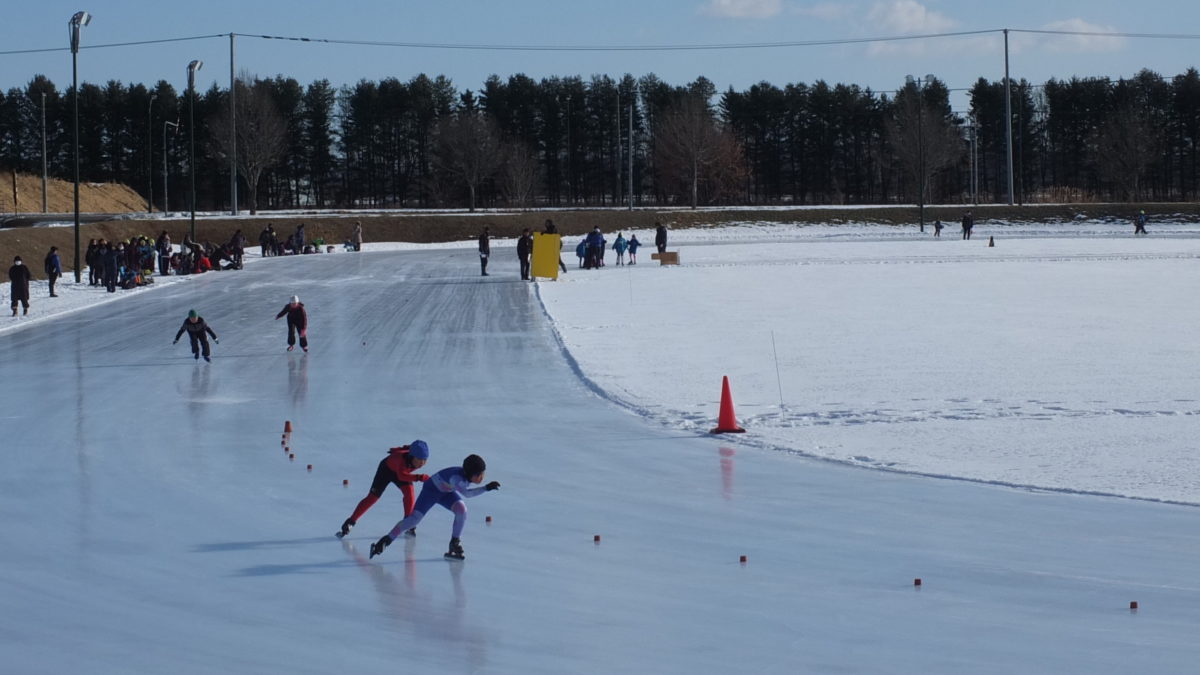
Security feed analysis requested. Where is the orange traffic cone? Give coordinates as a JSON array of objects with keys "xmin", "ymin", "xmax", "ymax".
[
  {"xmin": 284, "ymin": 420, "xmax": 293, "ymax": 433},
  {"xmin": 710, "ymin": 376, "xmax": 746, "ymax": 433}
]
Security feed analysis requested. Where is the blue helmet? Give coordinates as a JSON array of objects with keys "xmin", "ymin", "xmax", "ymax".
[{"xmin": 409, "ymin": 440, "xmax": 429, "ymax": 460}]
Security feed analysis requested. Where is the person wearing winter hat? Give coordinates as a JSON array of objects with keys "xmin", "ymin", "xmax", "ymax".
[
  {"xmin": 370, "ymin": 453, "xmax": 499, "ymax": 560},
  {"xmin": 173, "ymin": 309, "xmax": 219, "ymax": 362},
  {"xmin": 8, "ymin": 256, "xmax": 31, "ymax": 316},
  {"xmin": 274, "ymin": 295, "xmax": 308, "ymax": 352},
  {"xmin": 338, "ymin": 440, "xmax": 431, "ymax": 539}
]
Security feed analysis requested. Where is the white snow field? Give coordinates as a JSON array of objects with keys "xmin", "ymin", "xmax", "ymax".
[{"xmin": 3, "ymin": 222, "xmax": 1200, "ymax": 674}]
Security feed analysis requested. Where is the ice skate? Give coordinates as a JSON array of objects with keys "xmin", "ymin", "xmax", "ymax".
[
  {"xmin": 444, "ymin": 537, "xmax": 464, "ymax": 560},
  {"xmin": 287, "ymin": 345, "xmax": 294, "ymax": 352},
  {"xmin": 336, "ymin": 518, "xmax": 355, "ymax": 539},
  {"xmin": 404, "ymin": 527, "xmax": 417, "ymax": 537},
  {"xmin": 369, "ymin": 534, "xmax": 392, "ymax": 558}
]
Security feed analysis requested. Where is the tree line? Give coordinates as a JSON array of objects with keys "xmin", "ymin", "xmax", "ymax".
[{"xmin": 1, "ymin": 66, "xmax": 1198, "ymax": 212}]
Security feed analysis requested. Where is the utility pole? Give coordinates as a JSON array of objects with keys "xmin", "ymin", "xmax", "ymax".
[{"xmin": 1004, "ymin": 28, "xmax": 1014, "ymax": 206}]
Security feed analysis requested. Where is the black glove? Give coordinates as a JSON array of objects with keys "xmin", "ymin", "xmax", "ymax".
[
  {"xmin": 484, "ymin": 481, "xmax": 500, "ymax": 491},
  {"xmin": 172, "ymin": 339, "xmax": 178, "ymax": 345}
]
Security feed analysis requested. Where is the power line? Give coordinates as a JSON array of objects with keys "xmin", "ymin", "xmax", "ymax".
[{"xmin": 0, "ymin": 33, "xmax": 225, "ymax": 56}]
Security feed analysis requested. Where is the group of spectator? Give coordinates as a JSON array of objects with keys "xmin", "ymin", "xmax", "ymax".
[
  {"xmin": 259, "ymin": 222, "xmax": 356, "ymax": 257},
  {"xmin": 573, "ymin": 222, "xmax": 665, "ymax": 269}
]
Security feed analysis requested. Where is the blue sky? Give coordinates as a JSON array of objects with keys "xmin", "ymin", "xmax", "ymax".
[{"xmin": 3, "ymin": 0, "xmax": 1199, "ymax": 112}]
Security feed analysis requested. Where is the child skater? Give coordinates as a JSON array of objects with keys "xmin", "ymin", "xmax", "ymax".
[
  {"xmin": 370, "ymin": 454, "xmax": 499, "ymax": 560},
  {"xmin": 274, "ymin": 295, "xmax": 309, "ymax": 352},
  {"xmin": 173, "ymin": 309, "xmax": 219, "ymax": 361},
  {"xmin": 338, "ymin": 440, "xmax": 431, "ymax": 538},
  {"xmin": 627, "ymin": 234, "xmax": 641, "ymax": 265}
]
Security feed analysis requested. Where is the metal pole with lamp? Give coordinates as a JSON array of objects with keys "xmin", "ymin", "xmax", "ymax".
[
  {"xmin": 69, "ymin": 10, "xmax": 91, "ymax": 283},
  {"xmin": 163, "ymin": 120, "xmax": 178, "ymax": 214},
  {"xmin": 187, "ymin": 60, "xmax": 202, "ymax": 243},
  {"xmin": 41, "ymin": 92, "xmax": 47, "ymax": 213},
  {"xmin": 147, "ymin": 93, "xmax": 156, "ymax": 213}
]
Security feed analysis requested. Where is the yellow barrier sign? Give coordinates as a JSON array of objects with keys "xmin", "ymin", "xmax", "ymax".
[{"xmin": 531, "ymin": 232, "xmax": 562, "ymax": 280}]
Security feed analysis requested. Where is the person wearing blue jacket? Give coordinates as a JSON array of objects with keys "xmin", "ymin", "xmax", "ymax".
[
  {"xmin": 370, "ymin": 454, "xmax": 499, "ymax": 560},
  {"xmin": 43, "ymin": 247, "xmax": 62, "ymax": 297},
  {"xmin": 612, "ymin": 233, "xmax": 628, "ymax": 266},
  {"xmin": 585, "ymin": 227, "xmax": 605, "ymax": 269},
  {"xmin": 628, "ymin": 234, "xmax": 641, "ymax": 265},
  {"xmin": 576, "ymin": 239, "xmax": 587, "ymax": 268}
]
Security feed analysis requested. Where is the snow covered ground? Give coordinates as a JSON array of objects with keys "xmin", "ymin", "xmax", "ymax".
[{"xmin": 2, "ymin": 220, "xmax": 1199, "ymax": 673}]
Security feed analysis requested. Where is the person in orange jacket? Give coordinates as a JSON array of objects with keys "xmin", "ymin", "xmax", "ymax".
[{"xmin": 337, "ymin": 440, "xmax": 430, "ymax": 538}]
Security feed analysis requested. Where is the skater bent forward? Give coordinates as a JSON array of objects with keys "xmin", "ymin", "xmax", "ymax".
[
  {"xmin": 275, "ymin": 295, "xmax": 309, "ymax": 352},
  {"xmin": 370, "ymin": 454, "xmax": 499, "ymax": 560},
  {"xmin": 173, "ymin": 310, "xmax": 219, "ymax": 361},
  {"xmin": 339, "ymin": 440, "xmax": 430, "ymax": 538}
]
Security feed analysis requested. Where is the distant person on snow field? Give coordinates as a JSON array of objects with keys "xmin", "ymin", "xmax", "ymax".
[
  {"xmin": 517, "ymin": 228, "xmax": 533, "ymax": 281},
  {"xmin": 478, "ymin": 226, "xmax": 491, "ymax": 276},
  {"xmin": 173, "ymin": 309, "xmax": 219, "ymax": 362},
  {"xmin": 275, "ymin": 295, "xmax": 308, "ymax": 352},
  {"xmin": 44, "ymin": 246, "xmax": 62, "ymax": 297},
  {"xmin": 337, "ymin": 440, "xmax": 431, "ymax": 539},
  {"xmin": 1135, "ymin": 210, "xmax": 1149, "ymax": 235},
  {"xmin": 8, "ymin": 256, "xmax": 32, "ymax": 316},
  {"xmin": 628, "ymin": 234, "xmax": 641, "ymax": 264},
  {"xmin": 613, "ymin": 232, "xmax": 628, "ymax": 266},
  {"xmin": 655, "ymin": 222, "xmax": 668, "ymax": 254},
  {"xmin": 370, "ymin": 454, "xmax": 500, "ymax": 560}
]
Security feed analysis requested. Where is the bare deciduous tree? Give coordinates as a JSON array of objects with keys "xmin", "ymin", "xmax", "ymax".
[
  {"xmin": 432, "ymin": 109, "xmax": 502, "ymax": 212},
  {"xmin": 499, "ymin": 140, "xmax": 540, "ymax": 209},
  {"xmin": 1092, "ymin": 104, "xmax": 1161, "ymax": 200},
  {"xmin": 888, "ymin": 92, "xmax": 963, "ymax": 206},
  {"xmin": 652, "ymin": 95, "xmax": 745, "ymax": 208},
  {"xmin": 208, "ymin": 75, "xmax": 287, "ymax": 214}
]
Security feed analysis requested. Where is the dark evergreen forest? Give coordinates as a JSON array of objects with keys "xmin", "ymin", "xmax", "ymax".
[{"xmin": 2, "ymin": 67, "xmax": 1198, "ymax": 211}]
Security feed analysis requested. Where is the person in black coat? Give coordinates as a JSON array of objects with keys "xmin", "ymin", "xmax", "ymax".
[
  {"xmin": 103, "ymin": 244, "xmax": 122, "ymax": 293},
  {"xmin": 44, "ymin": 246, "xmax": 62, "ymax": 297},
  {"xmin": 655, "ymin": 222, "xmax": 668, "ymax": 254},
  {"xmin": 274, "ymin": 295, "xmax": 309, "ymax": 352},
  {"xmin": 8, "ymin": 256, "xmax": 32, "ymax": 316},
  {"xmin": 517, "ymin": 228, "xmax": 533, "ymax": 280},
  {"xmin": 478, "ymin": 226, "xmax": 491, "ymax": 276},
  {"xmin": 173, "ymin": 309, "xmax": 219, "ymax": 361}
]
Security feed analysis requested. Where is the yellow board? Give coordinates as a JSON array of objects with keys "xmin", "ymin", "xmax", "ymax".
[{"xmin": 531, "ymin": 232, "xmax": 561, "ymax": 280}]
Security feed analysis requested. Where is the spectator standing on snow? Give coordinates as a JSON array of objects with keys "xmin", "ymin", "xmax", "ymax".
[
  {"xmin": 8, "ymin": 256, "xmax": 31, "ymax": 316},
  {"xmin": 337, "ymin": 440, "xmax": 431, "ymax": 539},
  {"xmin": 259, "ymin": 225, "xmax": 274, "ymax": 257},
  {"xmin": 628, "ymin": 234, "xmax": 641, "ymax": 264},
  {"xmin": 517, "ymin": 228, "xmax": 533, "ymax": 281},
  {"xmin": 295, "ymin": 223, "xmax": 306, "ymax": 251},
  {"xmin": 352, "ymin": 221, "xmax": 364, "ymax": 251},
  {"xmin": 478, "ymin": 226, "xmax": 491, "ymax": 276},
  {"xmin": 543, "ymin": 219, "xmax": 566, "ymax": 273},
  {"xmin": 1135, "ymin": 210, "xmax": 1149, "ymax": 235},
  {"xmin": 44, "ymin": 247, "xmax": 62, "ymax": 297},
  {"xmin": 655, "ymin": 222, "xmax": 668, "ymax": 254},
  {"xmin": 156, "ymin": 231, "xmax": 172, "ymax": 275},
  {"xmin": 961, "ymin": 211, "xmax": 974, "ymax": 240},
  {"xmin": 613, "ymin": 232, "xmax": 628, "ymax": 266},
  {"xmin": 103, "ymin": 243, "xmax": 121, "ymax": 293},
  {"xmin": 585, "ymin": 227, "xmax": 605, "ymax": 269},
  {"xmin": 370, "ymin": 454, "xmax": 500, "ymax": 561},
  {"xmin": 576, "ymin": 239, "xmax": 587, "ymax": 268},
  {"xmin": 229, "ymin": 230, "xmax": 247, "ymax": 269},
  {"xmin": 173, "ymin": 309, "xmax": 219, "ymax": 362},
  {"xmin": 86, "ymin": 239, "xmax": 101, "ymax": 285},
  {"xmin": 933, "ymin": 220, "xmax": 943, "ymax": 237},
  {"xmin": 274, "ymin": 295, "xmax": 309, "ymax": 352}
]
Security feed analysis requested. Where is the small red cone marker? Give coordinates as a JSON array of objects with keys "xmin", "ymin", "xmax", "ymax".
[
  {"xmin": 306, "ymin": 464, "xmax": 313, "ymax": 471},
  {"xmin": 343, "ymin": 479, "xmax": 349, "ymax": 486},
  {"xmin": 1130, "ymin": 601, "xmax": 1138, "ymax": 610},
  {"xmin": 739, "ymin": 555, "xmax": 747, "ymax": 564},
  {"xmin": 284, "ymin": 420, "xmax": 293, "ymax": 433},
  {"xmin": 485, "ymin": 516, "xmax": 492, "ymax": 523},
  {"xmin": 594, "ymin": 535, "xmax": 601, "ymax": 543},
  {"xmin": 914, "ymin": 578, "xmax": 922, "ymax": 587}
]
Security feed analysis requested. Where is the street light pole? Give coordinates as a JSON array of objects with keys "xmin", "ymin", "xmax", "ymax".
[
  {"xmin": 40, "ymin": 92, "xmax": 47, "ymax": 213},
  {"xmin": 163, "ymin": 120, "xmax": 178, "ymax": 214},
  {"xmin": 69, "ymin": 10, "xmax": 91, "ymax": 284},
  {"xmin": 187, "ymin": 59, "xmax": 203, "ymax": 243},
  {"xmin": 908, "ymin": 74, "xmax": 935, "ymax": 233},
  {"xmin": 147, "ymin": 92, "xmax": 156, "ymax": 213}
]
